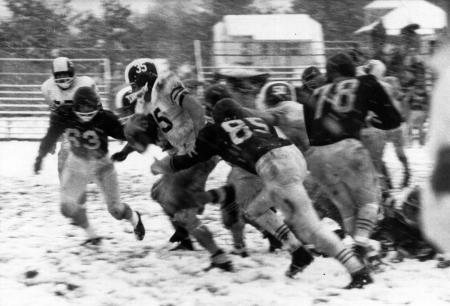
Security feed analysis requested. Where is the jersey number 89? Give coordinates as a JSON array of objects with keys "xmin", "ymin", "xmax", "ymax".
[{"xmin": 221, "ymin": 117, "xmax": 270, "ymax": 145}]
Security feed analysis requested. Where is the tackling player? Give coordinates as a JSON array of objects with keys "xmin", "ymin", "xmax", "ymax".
[
  {"xmin": 34, "ymin": 86, "xmax": 145, "ymax": 244},
  {"xmin": 152, "ymin": 99, "xmax": 373, "ymax": 289}
]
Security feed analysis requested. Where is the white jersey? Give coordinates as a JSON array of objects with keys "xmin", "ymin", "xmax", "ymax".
[
  {"xmin": 134, "ymin": 71, "xmax": 195, "ymax": 155},
  {"xmin": 41, "ymin": 76, "xmax": 97, "ymax": 112},
  {"xmin": 259, "ymin": 100, "xmax": 310, "ymax": 153}
]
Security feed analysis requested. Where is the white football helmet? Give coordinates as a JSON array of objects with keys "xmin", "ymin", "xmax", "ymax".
[{"xmin": 52, "ymin": 57, "xmax": 75, "ymax": 90}]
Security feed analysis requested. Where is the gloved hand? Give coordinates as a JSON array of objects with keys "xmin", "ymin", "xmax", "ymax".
[
  {"xmin": 111, "ymin": 151, "xmax": 128, "ymax": 162},
  {"xmin": 34, "ymin": 156, "xmax": 43, "ymax": 174}
]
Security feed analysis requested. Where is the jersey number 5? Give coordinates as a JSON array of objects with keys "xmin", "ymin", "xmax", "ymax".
[{"xmin": 153, "ymin": 107, "xmax": 173, "ymax": 133}]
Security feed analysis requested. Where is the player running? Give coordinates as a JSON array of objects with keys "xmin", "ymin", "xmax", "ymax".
[
  {"xmin": 116, "ymin": 58, "xmax": 232, "ymax": 270},
  {"xmin": 152, "ymin": 98, "xmax": 373, "ymax": 289},
  {"xmin": 303, "ymin": 53, "xmax": 402, "ymax": 266},
  {"xmin": 34, "ymin": 86, "xmax": 145, "ymax": 244}
]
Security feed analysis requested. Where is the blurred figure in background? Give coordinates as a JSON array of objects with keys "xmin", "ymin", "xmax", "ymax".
[{"xmin": 422, "ymin": 45, "xmax": 450, "ymax": 259}]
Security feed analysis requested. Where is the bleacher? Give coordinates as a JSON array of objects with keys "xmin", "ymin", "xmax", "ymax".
[{"xmin": 0, "ymin": 58, "xmax": 110, "ymax": 140}]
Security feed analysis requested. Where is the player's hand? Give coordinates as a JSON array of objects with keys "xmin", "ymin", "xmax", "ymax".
[
  {"xmin": 34, "ymin": 156, "xmax": 43, "ymax": 174},
  {"xmin": 111, "ymin": 151, "xmax": 128, "ymax": 162},
  {"xmin": 150, "ymin": 157, "xmax": 173, "ymax": 175}
]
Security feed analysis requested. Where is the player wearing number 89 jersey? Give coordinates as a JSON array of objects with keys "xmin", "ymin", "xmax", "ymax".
[
  {"xmin": 152, "ymin": 99, "xmax": 374, "ymax": 289},
  {"xmin": 34, "ymin": 86, "xmax": 145, "ymax": 244},
  {"xmin": 303, "ymin": 53, "xmax": 401, "ymax": 269}
]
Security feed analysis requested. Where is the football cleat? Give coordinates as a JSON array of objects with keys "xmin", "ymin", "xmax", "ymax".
[
  {"xmin": 266, "ymin": 233, "xmax": 283, "ymax": 253},
  {"xmin": 285, "ymin": 246, "xmax": 314, "ymax": 278},
  {"xmin": 230, "ymin": 245, "xmax": 249, "ymax": 258},
  {"xmin": 170, "ymin": 238, "xmax": 195, "ymax": 251},
  {"xmin": 345, "ymin": 267, "xmax": 373, "ymax": 289},
  {"xmin": 204, "ymin": 249, "xmax": 234, "ymax": 272},
  {"xmin": 133, "ymin": 211, "xmax": 145, "ymax": 241}
]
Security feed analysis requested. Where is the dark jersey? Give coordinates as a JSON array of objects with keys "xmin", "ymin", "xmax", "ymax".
[
  {"xmin": 170, "ymin": 117, "xmax": 291, "ymax": 174},
  {"xmin": 38, "ymin": 105, "xmax": 125, "ymax": 159},
  {"xmin": 304, "ymin": 74, "xmax": 401, "ymax": 146}
]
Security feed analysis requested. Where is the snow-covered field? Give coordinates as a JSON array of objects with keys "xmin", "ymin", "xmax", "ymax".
[{"xmin": 1, "ymin": 141, "xmax": 449, "ymax": 306}]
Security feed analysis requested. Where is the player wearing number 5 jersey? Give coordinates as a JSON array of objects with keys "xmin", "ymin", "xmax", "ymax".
[
  {"xmin": 34, "ymin": 86, "xmax": 145, "ymax": 245},
  {"xmin": 303, "ymin": 53, "xmax": 401, "ymax": 266},
  {"xmin": 152, "ymin": 99, "xmax": 374, "ymax": 289},
  {"xmin": 124, "ymin": 58, "xmax": 205, "ymax": 155}
]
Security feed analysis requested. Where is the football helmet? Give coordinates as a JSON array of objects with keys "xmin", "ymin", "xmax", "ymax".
[
  {"xmin": 326, "ymin": 53, "xmax": 356, "ymax": 79},
  {"xmin": 204, "ymin": 84, "xmax": 233, "ymax": 115},
  {"xmin": 52, "ymin": 57, "xmax": 75, "ymax": 90},
  {"xmin": 124, "ymin": 58, "xmax": 158, "ymax": 92},
  {"xmin": 364, "ymin": 59, "xmax": 386, "ymax": 80},
  {"xmin": 259, "ymin": 81, "xmax": 296, "ymax": 107},
  {"xmin": 212, "ymin": 98, "xmax": 251, "ymax": 123},
  {"xmin": 73, "ymin": 86, "xmax": 102, "ymax": 122}
]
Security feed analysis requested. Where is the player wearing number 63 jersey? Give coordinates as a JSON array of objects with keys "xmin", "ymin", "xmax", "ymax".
[
  {"xmin": 41, "ymin": 57, "xmax": 99, "ymax": 184},
  {"xmin": 303, "ymin": 53, "xmax": 401, "ymax": 267},
  {"xmin": 34, "ymin": 86, "xmax": 145, "ymax": 245},
  {"xmin": 152, "ymin": 98, "xmax": 374, "ymax": 289}
]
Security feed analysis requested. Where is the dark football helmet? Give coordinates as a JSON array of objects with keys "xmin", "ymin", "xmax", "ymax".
[
  {"xmin": 124, "ymin": 58, "xmax": 158, "ymax": 92},
  {"xmin": 52, "ymin": 57, "xmax": 75, "ymax": 90},
  {"xmin": 326, "ymin": 53, "xmax": 356, "ymax": 79},
  {"xmin": 73, "ymin": 86, "xmax": 102, "ymax": 122}
]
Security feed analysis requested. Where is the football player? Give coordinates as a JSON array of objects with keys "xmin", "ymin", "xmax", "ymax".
[
  {"xmin": 303, "ymin": 53, "xmax": 402, "ymax": 266},
  {"xmin": 41, "ymin": 57, "xmax": 99, "ymax": 177},
  {"xmin": 422, "ymin": 46, "xmax": 450, "ymax": 257},
  {"xmin": 296, "ymin": 66, "xmax": 327, "ymax": 104},
  {"xmin": 33, "ymin": 86, "xmax": 145, "ymax": 244},
  {"xmin": 152, "ymin": 99, "xmax": 373, "ymax": 289},
  {"xmin": 115, "ymin": 59, "xmax": 232, "ymax": 271}
]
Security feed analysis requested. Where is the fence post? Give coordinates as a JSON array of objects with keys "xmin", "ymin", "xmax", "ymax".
[
  {"xmin": 193, "ymin": 40, "xmax": 205, "ymax": 96},
  {"xmin": 6, "ymin": 118, "xmax": 11, "ymax": 140}
]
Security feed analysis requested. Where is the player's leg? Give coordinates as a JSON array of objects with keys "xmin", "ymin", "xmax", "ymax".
[
  {"xmin": 388, "ymin": 126, "xmax": 411, "ymax": 188},
  {"xmin": 173, "ymin": 207, "xmax": 233, "ymax": 271},
  {"xmin": 94, "ymin": 156, "xmax": 145, "ymax": 240},
  {"xmin": 60, "ymin": 153, "xmax": 95, "ymax": 240},
  {"xmin": 227, "ymin": 166, "xmax": 283, "ymax": 253},
  {"xmin": 257, "ymin": 145, "xmax": 369, "ymax": 286}
]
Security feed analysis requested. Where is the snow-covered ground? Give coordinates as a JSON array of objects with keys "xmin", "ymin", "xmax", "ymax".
[{"xmin": 1, "ymin": 141, "xmax": 449, "ymax": 306}]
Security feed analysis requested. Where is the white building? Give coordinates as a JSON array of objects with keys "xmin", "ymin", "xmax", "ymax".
[
  {"xmin": 355, "ymin": 0, "xmax": 447, "ymax": 35},
  {"xmin": 212, "ymin": 14, "xmax": 325, "ymax": 68}
]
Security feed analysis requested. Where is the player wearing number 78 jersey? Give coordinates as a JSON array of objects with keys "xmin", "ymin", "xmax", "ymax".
[
  {"xmin": 34, "ymin": 86, "xmax": 145, "ymax": 244},
  {"xmin": 303, "ymin": 53, "xmax": 401, "ymax": 267}
]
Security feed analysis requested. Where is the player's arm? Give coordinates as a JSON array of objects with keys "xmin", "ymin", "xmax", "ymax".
[
  {"xmin": 151, "ymin": 126, "xmax": 216, "ymax": 174},
  {"xmin": 366, "ymin": 76, "xmax": 402, "ymax": 130},
  {"xmin": 105, "ymin": 111, "xmax": 126, "ymax": 141},
  {"xmin": 34, "ymin": 113, "xmax": 66, "ymax": 173}
]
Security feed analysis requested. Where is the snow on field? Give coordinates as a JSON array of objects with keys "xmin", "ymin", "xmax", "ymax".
[{"xmin": 1, "ymin": 141, "xmax": 449, "ymax": 306}]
